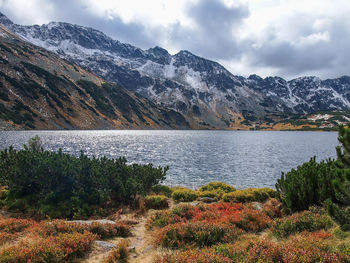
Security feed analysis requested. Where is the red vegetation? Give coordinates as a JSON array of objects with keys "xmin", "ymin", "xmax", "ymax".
[{"xmin": 0, "ymin": 218, "xmax": 130, "ymax": 262}]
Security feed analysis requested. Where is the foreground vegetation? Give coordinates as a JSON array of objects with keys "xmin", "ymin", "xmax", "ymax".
[
  {"xmin": 150, "ymin": 123, "xmax": 350, "ymax": 262},
  {"xmin": 0, "ymin": 136, "xmax": 167, "ymax": 219},
  {"xmin": 0, "ymin": 218, "xmax": 130, "ymax": 262},
  {"xmin": 1, "ymin": 124, "xmax": 350, "ymax": 261}
]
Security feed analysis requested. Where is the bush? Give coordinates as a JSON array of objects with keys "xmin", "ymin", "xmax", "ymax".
[
  {"xmin": 212, "ymin": 231, "xmax": 346, "ymax": 263},
  {"xmin": 272, "ymin": 211, "xmax": 333, "ymax": 238},
  {"xmin": 327, "ymin": 200, "xmax": 350, "ymax": 231},
  {"xmin": 262, "ymin": 198, "xmax": 283, "ymax": 218},
  {"xmin": 0, "ymin": 218, "xmax": 35, "ymax": 245},
  {"xmin": 157, "ymin": 221, "xmax": 243, "ymax": 248},
  {"xmin": 223, "ymin": 188, "xmax": 277, "ymax": 203},
  {"xmin": 0, "ymin": 232, "xmax": 15, "ymax": 245},
  {"xmin": 276, "ymin": 124, "xmax": 350, "ymax": 218},
  {"xmin": 199, "ymin": 182, "xmax": 236, "ymax": 193},
  {"xmin": 145, "ymin": 195, "xmax": 169, "ymax": 209},
  {"xmin": 158, "ymin": 232, "xmax": 347, "ymax": 263},
  {"xmin": 103, "ymin": 240, "xmax": 129, "ymax": 263},
  {"xmin": 276, "ymin": 157, "xmax": 337, "ymax": 212},
  {"xmin": 172, "ymin": 189, "xmax": 198, "ymax": 202},
  {"xmin": 0, "ymin": 231, "xmax": 96, "ymax": 262},
  {"xmin": 0, "ymin": 138, "xmax": 168, "ymax": 219},
  {"xmin": 150, "ymin": 202, "xmax": 272, "ymax": 233},
  {"xmin": 229, "ymin": 207, "xmax": 272, "ymax": 232},
  {"xmin": 0, "ymin": 218, "xmax": 35, "ymax": 233},
  {"xmin": 0, "ymin": 187, "xmax": 8, "ymax": 200},
  {"xmin": 156, "ymin": 248, "xmax": 232, "ymax": 263},
  {"xmin": 34, "ymin": 220, "xmax": 130, "ymax": 239},
  {"xmin": 0, "ymin": 217, "xmax": 133, "ymax": 262},
  {"xmin": 149, "ymin": 204, "xmax": 196, "ymax": 228},
  {"xmin": 214, "ymin": 237, "xmax": 283, "ymax": 263},
  {"xmin": 88, "ymin": 222, "xmax": 130, "ymax": 238},
  {"xmin": 151, "ymin": 185, "xmax": 173, "ymax": 197}
]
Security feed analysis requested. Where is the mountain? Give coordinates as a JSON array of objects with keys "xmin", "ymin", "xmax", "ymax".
[
  {"xmin": 0, "ymin": 24, "xmax": 189, "ymax": 130},
  {"xmin": 1, "ymin": 12, "xmax": 350, "ymax": 129}
]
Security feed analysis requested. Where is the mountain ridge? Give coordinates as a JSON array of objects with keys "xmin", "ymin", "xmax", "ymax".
[
  {"xmin": 0, "ymin": 23, "xmax": 190, "ymax": 130},
  {"xmin": 1, "ymin": 12, "xmax": 350, "ymax": 129}
]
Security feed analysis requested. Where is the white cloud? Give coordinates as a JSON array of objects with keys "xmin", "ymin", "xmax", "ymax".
[
  {"xmin": 0, "ymin": 0, "xmax": 53, "ymax": 25},
  {"xmin": 300, "ymin": 32, "xmax": 330, "ymax": 46}
]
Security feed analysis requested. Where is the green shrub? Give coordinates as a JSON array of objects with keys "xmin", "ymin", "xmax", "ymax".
[
  {"xmin": 276, "ymin": 124, "xmax": 350, "ymax": 219},
  {"xmin": 326, "ymin": 199, "xmax": 350, "ymax": 231},
  {"xmin": 272, "ymin": 211, "xmax": 333, "ymax": 238},
  {"xmin": 0, "ymin": 187, "xmax": 8, "ymax": 200},
  {"xmin": 199, "ymin": 182, "xmax": 236, "ymax": 193},
  {"xmin": 149, "ymin": 211, "xmax": 172, "ymax": 228},
  {"xmin": 276, "ymin": 157, "xmax": 337, "ymax": 212},
  {"xmin": 172, "ymin": 189, "xmax": 198, "ymax": 202},
  {"xmin": 223, "ymin": 188, "xmax": 277, "ymax": 203},
  {"xmin": 151, "ymin": 184, "xmax": 173, "ymax": 197},
  {"xmin": 157, "ymin": 222, "xmax": 243, "ymax": 248},
  {"xmin": 0, "ymin": 137, "xmax": 168, "ymax": 219},
  {"xmin": 145, "ymin": 195, "xmax": 169, "ymax": 209}
]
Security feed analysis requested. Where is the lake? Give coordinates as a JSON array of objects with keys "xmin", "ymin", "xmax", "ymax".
[{"xmin": 0, "ymin": 130, "xmax": 338, "ymax": 189}]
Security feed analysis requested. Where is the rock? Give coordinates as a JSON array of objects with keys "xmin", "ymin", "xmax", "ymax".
[
  {"xmin": 94, "ymin": 240, "xmax": 117, "ymax": 251},
  {"xmin": 0, "ymin": 210, "xmax": 9, "ymax": 216},
  {"xmin": 144, "ymin": 246, "xmax": 153, "ymax": 253},
  {"xmin": 128, "ymin": 246, "xmax": 136, "ymax": 251},
  {"xmin": 199, "ymin": 197, "xmax": 216, "ymax": 203},
  {"xmin": 251, "ymin": 202, "xmax": 263, "ymax": 210}
]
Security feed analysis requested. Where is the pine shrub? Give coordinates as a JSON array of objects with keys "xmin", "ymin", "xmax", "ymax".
[{"xmin": 0, "ymin": 137, "xmax": 168, "ymax": 219}]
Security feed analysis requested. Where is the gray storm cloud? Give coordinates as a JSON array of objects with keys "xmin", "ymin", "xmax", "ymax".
[{"xmin": 168, "ymin": 0, "xmax": 249, "ymax": 60}]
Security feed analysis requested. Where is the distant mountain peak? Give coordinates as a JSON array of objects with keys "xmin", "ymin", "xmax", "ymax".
[
  {"xmin": 147, "ymin": 46, "xmax": 169, "ymax": 54},
  {"xmin": 146, "ymin": 46, "xmax": 171, "ymax": 64},
  {"xmin": 0, "ymin": 12, "xmax": 13, "ymax": 27},
  {"xmin": 248, "ymin": 74, "xmax": 263, "ymax": 81}
]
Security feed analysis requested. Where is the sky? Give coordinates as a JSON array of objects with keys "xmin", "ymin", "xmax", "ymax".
[{"xmin": 0, "ymin": 0, "xmax": 350, "ymax": 79}]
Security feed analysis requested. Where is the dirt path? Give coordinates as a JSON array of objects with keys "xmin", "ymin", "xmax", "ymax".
[
  {"xmin": 127, "ymin": 201, "xmax": 175, "ymax": 263},
  {"xmin": 81, "ymin": 209, "xmax": 161, "ymax": 263},
  {"xmin": 128, "ymin": 213, "xmax": 157, "ymax": 263}
]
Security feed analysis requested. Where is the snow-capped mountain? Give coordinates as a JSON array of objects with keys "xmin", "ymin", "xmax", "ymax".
[
  {"xmin": 0, "ymin": 24, "xmax": 189, "ymax": 130},
  {"xmin": 1, "ymin": 12, "xmax": 350, "ymax": 128}
]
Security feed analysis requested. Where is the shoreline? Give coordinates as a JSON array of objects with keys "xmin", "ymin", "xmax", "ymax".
[{"xmin": 0, "ymin": 128, "xmax": 338, "ymax": 132}]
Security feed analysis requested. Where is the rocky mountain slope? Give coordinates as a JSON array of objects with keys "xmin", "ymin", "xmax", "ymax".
[
  {"xmin": 1, "ymin": 12, "xmax": 350, "ymax": 129},
  {"xmin": 0, "ymin": 24, "xmax": 189, "ymax": 130}
]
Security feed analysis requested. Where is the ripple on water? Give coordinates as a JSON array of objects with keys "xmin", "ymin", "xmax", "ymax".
[{"xmin": 0, "ymin": 130, "xmax": 338, "ymax": 189}]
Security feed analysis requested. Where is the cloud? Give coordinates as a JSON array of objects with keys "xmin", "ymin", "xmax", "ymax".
[
  {"xmin": 0, "ymin": 0, "xmax": 52, "ymax": 25},
  {"xmin": 0, "ymin": 0, "xmax": 162, "ymax": 48},
  {"xmin": 49, "ymin": 0, "xmax": 167, "ymax": 48},
  {"xmin": 243, "ymin": 12, "xmax": 350, "ymax": 78},
  {"xmin": 168, "ymin": 0, "xmax": 249, "ymax": 60}
]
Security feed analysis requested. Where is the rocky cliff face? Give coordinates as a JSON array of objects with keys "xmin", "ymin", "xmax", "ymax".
[
  {"xmin": 1, "ymin": 12, "xmax": 350, "ymax": 129},
  {"xmin": 0, "ymin": 24, "xmax": 189, "ymax": 130}
]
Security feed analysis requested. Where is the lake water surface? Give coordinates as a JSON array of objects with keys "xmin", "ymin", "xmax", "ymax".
[{"xmin": 0, "ymin": 130, "xmax": 338, "ymax": 189}]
